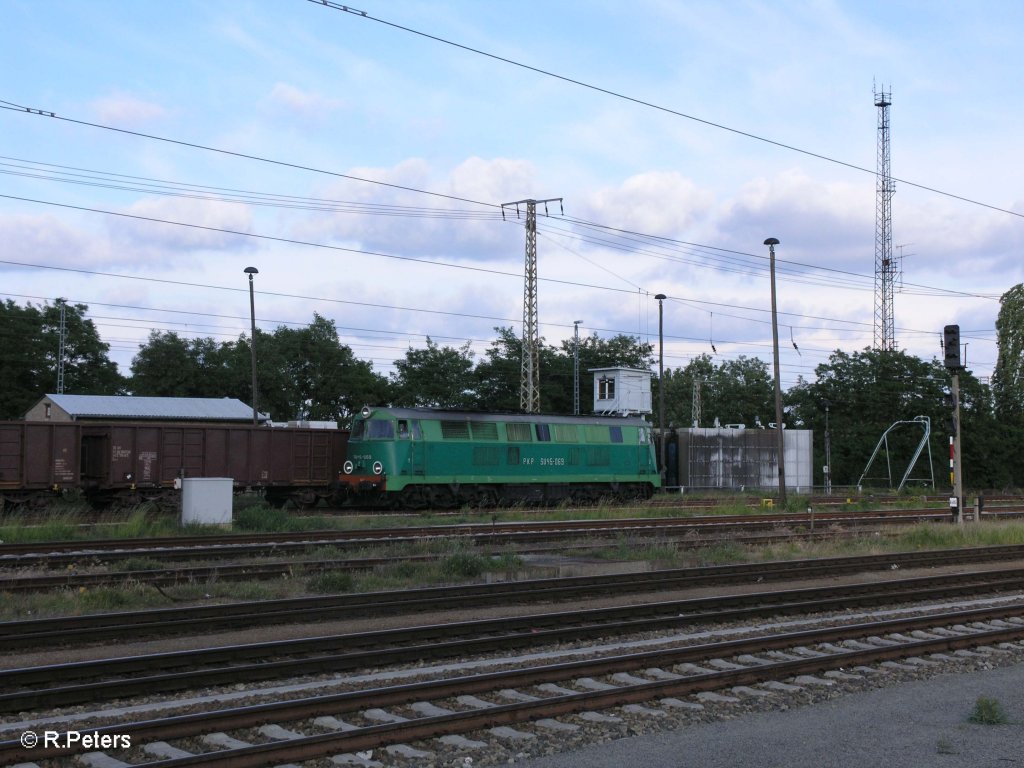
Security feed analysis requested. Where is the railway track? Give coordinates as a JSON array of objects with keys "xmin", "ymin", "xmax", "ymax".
[
  {"xmin": 5, "ymin": 563, "xmax": 1024, "ymax": 709},
  {"xmin": 0, "ymin": 528, "xmax": 904, "ymax": 594},
  {"xmin": 2, "ymin": 577, "xmax": 1023, "ymax": 766},
  {"xmin": 4, "ymin": 544, "xmax": 1024, "ymax": 650},
  {"xmin": 3, "ymin": 505, "xmax": 1021, "ymax": 569}
]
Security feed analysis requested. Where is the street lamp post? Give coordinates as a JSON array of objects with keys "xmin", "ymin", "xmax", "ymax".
[
  {"xmin": 244, "ymin": 267, "xmax": 259, "ymax": 426},
  {"xmin": 764, "ymin": 239, "xmax": 786, "ymax": 506},
  {"xmin": 655, "ymin": 293, "xmax": 667, "ymax": 487},
  {"xmin": 573, "ymin": 320, "xmax": 583, "ymax": 416},
  {"xmin": 823, "ymin": 399, "xmax": 832, "ymax": 495}
]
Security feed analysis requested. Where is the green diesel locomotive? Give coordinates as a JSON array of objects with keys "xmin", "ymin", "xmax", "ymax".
[{"xmin": 334, "ymin": 406, "xmax": 660, "ymax": 508}]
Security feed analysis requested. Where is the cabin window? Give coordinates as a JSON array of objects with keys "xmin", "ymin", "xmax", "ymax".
[
  {"xmin": 597, "ymin": 377, "xmax": 616, "ymax": 400},
  {"xmin": 610, "ymin": 426, "xmax": 623, "ymax": 443}
]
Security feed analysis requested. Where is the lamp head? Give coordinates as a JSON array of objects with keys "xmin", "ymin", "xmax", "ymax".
[
  {"xmin": 244, "ymin": 266, "xmax": 259, "ymax": 275},
  {"xmin": 654, "ymin": 293, "xmax": 667, "ymax": 301},
  {"xmin": 763, "ymin": 238, "xmax": 780, "ymax": 246}
]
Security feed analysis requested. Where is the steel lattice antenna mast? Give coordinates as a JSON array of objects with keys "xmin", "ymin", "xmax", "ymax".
[
  {"xmin": 691, "ymin": 378, "xmax": 702, "ymax": 428},
  {"xmin": 56, "ymin": 297, "xmax": 67, "ymax": 394},
  {"xmin": 502, "ymin": 197, "xmax": 563, "ymax": 413},
  {"xmin": 874, "ymin": 85, "xmax": 897, "ymax": 351}
]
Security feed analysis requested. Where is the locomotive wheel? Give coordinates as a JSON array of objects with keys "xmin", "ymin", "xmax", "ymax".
[{"xmin": 399, "ymin": 485, "xmax": 429, "ymax": 510}]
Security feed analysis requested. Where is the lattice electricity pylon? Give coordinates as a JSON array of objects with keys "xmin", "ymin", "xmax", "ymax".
[
  {"xmin": 56, "ymin": 297, "xmax": 67, "ymax": 394},
  {"xmin": 502, "ymin": 196, "xmax": 563, "ymax": 413},
  {"xmin": 874, "ymin": 86, "xmax": 897, "ymax": 351}
]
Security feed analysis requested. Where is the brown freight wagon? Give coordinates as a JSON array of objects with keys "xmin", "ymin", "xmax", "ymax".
[
  {"xmin": 0, "ymin": 421, "xmax": 349, "ymax": 510},
  {"xmin": 80, "ymin": 422, "xmax": 349, "ymax": 508},
  {"xmin": 0, "ymin": 422, "xmax": 81, "ymax": 509}
]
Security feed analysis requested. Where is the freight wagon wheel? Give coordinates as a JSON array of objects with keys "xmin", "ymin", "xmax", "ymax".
[
  {"xmin": 291, "ymin": 490, "xmax": 319, "ymax": 510},
  {"xmin": 265, "ymin": 491, "xmax": 289, "ymax": 509}
]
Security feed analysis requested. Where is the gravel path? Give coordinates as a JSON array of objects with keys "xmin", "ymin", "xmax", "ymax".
[{"xmin": 511, "ymin": 663, "xmax": 1024, "ymax": 768}]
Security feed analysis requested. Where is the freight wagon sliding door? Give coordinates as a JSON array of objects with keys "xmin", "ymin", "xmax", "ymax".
[
  {"xmin": 161, "ymin": 428, "xmax": 205, "ymax": 482},
  {"xmin": 0, "ymin": 425, "xmax": 23, "ymax": 489},
  {"xmin": 289, "ymin": 432, "xmax": 332, "ymax": 484}
]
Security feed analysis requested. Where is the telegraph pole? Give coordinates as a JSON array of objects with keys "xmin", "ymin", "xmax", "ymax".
[{"xmin": 502, "ymin": 197, "xmax": 563, "ymax": 413}]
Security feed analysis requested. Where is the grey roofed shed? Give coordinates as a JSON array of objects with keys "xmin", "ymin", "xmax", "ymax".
[{"xmin": 24, "ymin": 394, "xmax": 269, "ymax": 423}]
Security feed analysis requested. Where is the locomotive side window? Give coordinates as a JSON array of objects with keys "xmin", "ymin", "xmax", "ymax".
[
  {"xmin": 441, "ymin": 420, "xmax": 470, "ymax": 439},
  {"xmin": 506, "ymin": 423, "xmax": 532, "ymax": 442},
  {"xmin": 397, "ymin": 420, "xmax": 410, "ymax": 439},
  {"xmin": 367, "ymin": 420, "xmax": 395, "ymax": 439},
  {"xmin": 535, "ymin": 423, "xmax": 551, "ymax": 442},
  {"xmin": 609, "ymin": 426, "xmax": 623, "ymax": 443},
  {"xmin": 469, "ymin": 421, "xmax": 498, "ymax": 440},
  {"xmin": 553, "ymin": 424, "xmax": 578, "ymax": 442}
]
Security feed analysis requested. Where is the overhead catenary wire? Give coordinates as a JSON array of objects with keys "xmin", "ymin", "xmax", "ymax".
[{"xmin": 306, "ymin": 2, "xmax": 1024, "ymax": 223}]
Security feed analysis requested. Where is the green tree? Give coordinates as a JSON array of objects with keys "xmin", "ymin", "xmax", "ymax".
[
  {"xmin": 993, "ymin": 284, "xmax": 1024, "ymax": 426},
  {"xmin": 657, "ymin": 354, "xmax": 772, "ymax": 428},
  {"xmin": 787, "ymin": 349, "xmax": 952, "ymax": 488},
  {"xmin": 391, "ymin": 337, "xmax": 477, "ymax": 409},
  {"xmin": 129, "ymin": 315, "xmax": 388, "ymax": 425},
  {"xmin": 129, "ymin": 331, "xmax": 233, "ymax": 397},
  {"xmin": 254, "ymin": 315, "xmax": 386, "ymax": 423},
  {"xmin": 0, "ymin": 300, "xmax": 124, "ymax": 418},
  {"xmin": 472, "ymin": 327, "xmax": 654, "ymax": 413},
  {"xmin": 472, "ymin": 327, "xmax": 524, "ymax": 412}
]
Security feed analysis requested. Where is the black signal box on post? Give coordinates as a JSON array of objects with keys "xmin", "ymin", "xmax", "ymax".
[{"xmin": 943, "ymin": 325, "xmax": 962, "ymax": 370}]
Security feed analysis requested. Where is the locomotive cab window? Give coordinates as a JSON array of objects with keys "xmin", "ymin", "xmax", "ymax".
[
  {"xmin": 350, "ymin": 420, "xmax": 365, "ymax": 440},
  {"xmin": 397, "ymin": 420, "xmax": 410, "ymax": 439},
  {"xmin": 367, "ymin": 420, "xmax": 395, "ymax": 439}
]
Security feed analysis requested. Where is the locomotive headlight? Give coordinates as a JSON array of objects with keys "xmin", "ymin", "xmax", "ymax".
[
  {"xmin": 343, "ymin": 461, "xmax": 353, "ymax": 475},
  {"xmin": 372, "ymin": 461, "xmax": 383, "ymax": 475}
]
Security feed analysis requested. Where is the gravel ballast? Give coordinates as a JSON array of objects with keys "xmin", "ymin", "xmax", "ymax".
[{"xmin": 510, "ymin": 662, "xmax": 1024, "ymax": 768}]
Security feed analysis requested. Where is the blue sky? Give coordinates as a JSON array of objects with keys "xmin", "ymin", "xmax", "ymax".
[{"xmin": 2, "ymin": 0, "xmax": 1021, "ymax": 406}]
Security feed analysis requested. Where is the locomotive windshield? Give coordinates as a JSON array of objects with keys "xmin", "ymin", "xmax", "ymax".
[{"xmin": 366, "ymin": 420, "xmax": 395, "ymax": 439}]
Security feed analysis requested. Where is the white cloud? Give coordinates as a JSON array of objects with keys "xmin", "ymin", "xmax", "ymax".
[
  {"xmin": 266, "ymin": 83, "xmax": 343, "ymax": 119},
  {"xmin": 108, "ymin": 198, "xmax": 255, "ymax": 256},
  {"xmin": 90, "ymin": 93, "xmax": 167, "ymax": 125}
]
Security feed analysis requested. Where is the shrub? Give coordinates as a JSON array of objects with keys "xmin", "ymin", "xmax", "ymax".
[{"xmin": 968, "ymin": 696, "xmax": 1009, "ymax": 725}]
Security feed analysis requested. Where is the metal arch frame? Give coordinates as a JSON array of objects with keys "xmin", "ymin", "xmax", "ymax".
[{"xmin": 857, "ymin": 415, "xmax": 935, "ymax": 491}]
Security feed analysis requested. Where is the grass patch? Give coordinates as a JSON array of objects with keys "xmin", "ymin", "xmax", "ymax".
[
  {"xmin": 968, "ymin": 696, "xmax": 1010, "ymax": 725},
  {"xmin": 306, "ymin": 571, "xmax": 355, "ymax": 594}
]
